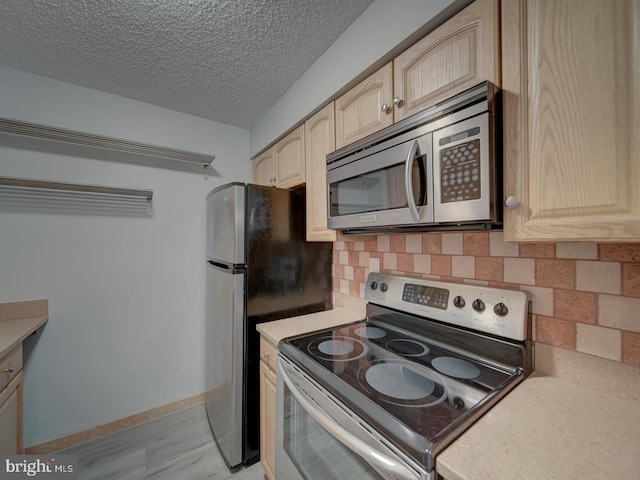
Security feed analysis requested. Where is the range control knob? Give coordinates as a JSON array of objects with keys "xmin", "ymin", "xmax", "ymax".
[
  {"xmin": 370, "ymin": 281, "xmax": 378, "ymax": 290},
  {"xmin": 380, "ymin": 283, "xmax": 389, "ymax": 292},
  {"xmin": 494, "ymin": 302, "xmax": 509, "ymax": 316},
  {"xmin": 453, "ymin": 296, "xmax": 465, "ymax": 308},
  {"xmin": 472, "ymin": 299, "xmax": 486, "ymax": 313}
]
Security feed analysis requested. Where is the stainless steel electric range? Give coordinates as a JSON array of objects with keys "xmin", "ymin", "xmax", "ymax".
[{"xmin": 276, "ymin": 273, "xmax": 533, "ymax": 480}]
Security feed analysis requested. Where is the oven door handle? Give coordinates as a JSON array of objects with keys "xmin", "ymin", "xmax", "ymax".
[
  {"xmin": 404, "ymin": 140, "xmax": 420, "ymax": 222},
  {"xmin": 278, "ymin": 358, "xmax": 418, "ymax": 480}
]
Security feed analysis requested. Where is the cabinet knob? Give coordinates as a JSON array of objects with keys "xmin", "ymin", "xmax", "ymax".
[
  {"xmin": 4, "ymin": 366, "xmax": 14, "ymax": 374},
  {"xmin": 504, "ymin": 196, "xmax": 520, "ymax": 209},
  {"xmin": 381, "ymin": 103, "xmax": 390, "ymax": 113},
  {"xmin": 263, "ymin": 352, "xmax": 270, "ymax": 360},
  {"xmin": 392, "ymin": 97, "xmax": 401, "ymax": 107}
]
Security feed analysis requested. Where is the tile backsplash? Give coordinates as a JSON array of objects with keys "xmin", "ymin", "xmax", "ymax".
[{"xmin": 331, "ymin": 231, "xmax": 640, "ymax": 367}]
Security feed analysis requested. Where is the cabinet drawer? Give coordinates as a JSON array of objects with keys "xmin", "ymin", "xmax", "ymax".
[
  {"xmin": 260, "ymin": 337, "xmax": 278, "ymax": 373},
  {"xmin": 0, "ymin": 345, "xmax": 22, "ymax": 392}
]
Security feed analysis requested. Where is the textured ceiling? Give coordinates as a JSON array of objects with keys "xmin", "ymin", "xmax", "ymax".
[{"xmin": 0, "ymin": 0, "xmax": 374, "ymax": 129}]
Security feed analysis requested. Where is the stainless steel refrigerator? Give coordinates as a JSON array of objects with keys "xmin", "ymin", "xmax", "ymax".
[{"xmin": 205, "ymin": 182, "xmax": 332, "ymax": 470}]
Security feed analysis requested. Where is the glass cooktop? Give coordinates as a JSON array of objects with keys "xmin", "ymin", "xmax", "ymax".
[{"xmin": 283, "ymin": 319, "xmax": 516, "ymax": 442}]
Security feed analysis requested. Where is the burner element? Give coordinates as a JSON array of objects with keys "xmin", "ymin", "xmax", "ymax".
[
  {"xmin": 307, "ymin": 335, "xmax": 368, "ymax": 362},
  {"xmin": 354, "ymin": 326, "xmax": 386, "ymax": 339},
  {"xmin": 432, "ymin": 356, "xmax": 481, "ymax": 379},
  {"xmin": 387, "ymin": 338, "xmax": 430, "ymax": 357},
  {"xmin": 318, "ymin": 339, "xmax": 354, "ymax": 356},
  {"xmin": 361, "ymin": 360, "xmax": 447, "ymax": 406}
]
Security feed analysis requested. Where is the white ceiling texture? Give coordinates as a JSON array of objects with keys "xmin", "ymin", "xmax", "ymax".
[{"xmin": 0, "ymin": 0, "xmax": 374, "ymax": 129}]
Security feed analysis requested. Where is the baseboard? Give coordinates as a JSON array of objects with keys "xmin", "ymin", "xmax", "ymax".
[{"xmin": 25, "ymin": 392, "xmax": 206, "ymax": 454}]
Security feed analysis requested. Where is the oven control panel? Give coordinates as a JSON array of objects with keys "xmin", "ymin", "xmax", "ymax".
[
  {"xmin": 366, "ymin": 272, "xmax": 530, "ymax": 341},
  {"xmin": 402, "ymin": 284, "xmax": 449, "ymax": 310}
]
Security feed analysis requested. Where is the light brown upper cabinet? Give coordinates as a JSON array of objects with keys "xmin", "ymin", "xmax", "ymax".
[
  {"xmin": 305, "ymin": 103, "xmax": 337, "ymax": 242},
  {"xmin": 502, "ymin": 0, "xmax": 640, "ymax": 242},
  {"xmin": 335, "ymin": 0, "xmax": 499, "ymax": 150},
  {"xmin": 253, "ymin": 125, "xmax": 306, "ymax": 188}
]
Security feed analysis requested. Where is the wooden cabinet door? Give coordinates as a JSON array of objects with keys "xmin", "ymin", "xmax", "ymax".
[
  {"xmin": 253, "ymin": 150, "xmax": 274, "ymax": 187},
  {"xmin": 502, "ymin": 0, "xmax": 640, "ymax": 241},
  {"xmin": 274, "ymin": 125, "xmax": 305, "ymax": 188},
  {"xmin": 259, "ymin": 359, "xmax": 277, "ymax": 480},
  {"xmin": 0, "ymin": 373, "xmax": 23, "ymax": 454},
  {"xmin": 335, "ymin": 63, "xmax": 393, "ymax": 150},
  {"xmin": 393, "ymin": 0, "xmax": 500, "ymax": 121},
  {"xmin": 305, "ymin": 103, "xmax": 337, "ymax": 242}
]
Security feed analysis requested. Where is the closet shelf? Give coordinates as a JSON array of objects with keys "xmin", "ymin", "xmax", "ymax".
[{"xmin": 0, "ymin": 116, "xmax": 214, "ymax": 166}]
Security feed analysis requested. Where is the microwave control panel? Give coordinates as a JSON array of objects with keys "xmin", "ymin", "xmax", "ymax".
[{"xmin": 439, "ymin": 137, "xmax": 481, "ymax": 204}]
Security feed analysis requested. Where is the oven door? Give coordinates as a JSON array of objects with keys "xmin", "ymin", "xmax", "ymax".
[
  {"xmin": 276, "ymin": 355, "xmax": 428, "ymax": 480},
  {"xmin": 326, "ymin": 132, "xmax": 433, "ymax": 230}
]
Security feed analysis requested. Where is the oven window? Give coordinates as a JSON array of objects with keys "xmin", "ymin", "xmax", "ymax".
[
  {"xmin": 329, "ymin": 155, "xmax": 427, "ymax": 217},
  {"xmin": 283, "ymin": 386, "xmax": 384, "ymax": 480}
]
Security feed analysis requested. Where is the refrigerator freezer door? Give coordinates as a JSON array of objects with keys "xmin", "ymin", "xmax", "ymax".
[
  {"xmin": 205, "ymin": 261, "xmax": 245, "ymax": 469},
  {"xmin": 206, "ymin": 183, "xmax": 245, "ymax": 265}
]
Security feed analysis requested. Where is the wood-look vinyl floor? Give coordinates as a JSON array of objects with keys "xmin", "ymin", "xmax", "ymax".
[{"xmin": 57, "ymin": 404, "xmax": 267, "ymax": 480}]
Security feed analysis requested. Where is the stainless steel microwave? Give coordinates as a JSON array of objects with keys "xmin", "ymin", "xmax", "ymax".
[{"xmin": 326, "ymin": 82, "xmax": 501, "ymax": 233}]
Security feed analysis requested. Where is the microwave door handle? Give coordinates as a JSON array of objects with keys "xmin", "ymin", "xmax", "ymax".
[
  {"xmin": 404, "ymin": 140, "xmax": 420, "ymax": 222},
  {"xmin": 278, "ymin": 358, "xmax": 417, "ymax": 480}
]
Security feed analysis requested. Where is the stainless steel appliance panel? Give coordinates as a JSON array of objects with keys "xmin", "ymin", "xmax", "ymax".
[
  {"xmin": 206, "ymin": 183, "xmax": 245, "ymax": 265},
  {"xmin": 205, "ymin": 261, "xmax": 245, "ymax": 468}
]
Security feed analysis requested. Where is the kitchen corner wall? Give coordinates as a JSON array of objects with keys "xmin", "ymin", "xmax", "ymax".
[
  {"xmin": 332, "ymin": 231, "xmax": 640, "ymax": 368},
  {"xmin": 0, "ymin": 66, "xmax": 252, "ymax": 447}
]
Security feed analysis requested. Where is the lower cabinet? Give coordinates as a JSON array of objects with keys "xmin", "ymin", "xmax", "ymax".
[
  {"xmin": 259, "ymin": 336, "xmax": 278, "ymax": 480},
  {"xmin": 0, "ymin": 345, "xmax": 23, "ymax": 454}
]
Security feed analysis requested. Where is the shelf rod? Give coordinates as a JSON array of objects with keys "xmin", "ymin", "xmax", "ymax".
[
  {"xmin": 0, "ymin": 116, "xmax": 214, "ymax": 166},
  {"xmin": 0, "ymin": 176, "xmax": 153, "ymax": 201}
]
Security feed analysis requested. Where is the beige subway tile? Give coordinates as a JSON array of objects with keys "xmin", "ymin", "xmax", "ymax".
[
  {"xmin": 504, "ymin": 258, "xmax": 535, "ymax": 285},
  {"xmin": 339, "ymin": 279, "xmax": 350, "ymax": 294},
  {"xmin": 369, "ymin": 257, "xmax": 380, "ymax": 273},
  {"xmin": 353, "ymin": 241, "xmax": 365, "ymax": 251},
  {"xmin": 383, "ymin": 252, "xmax": 398, "ymax": 271},
  {"xmin": 556, "ymin": 243, "xmax": 598, "ymax": 259},
  {"xmin": 377, "ymin": 235, "xmax": 391, "ymax": 252},
  {"xmin": 358, "ymin": 251, "xmax": 370, "ymax": 268},
  {"xmin": 335, "ymin": 241, "xmax": 346, "ymax": 251},
  {"xmin": 489, "ymin": 231, "xmax": 519, "ymax": 257},
  {"xmin": 576, "ymin": 260, "xmax": 621, "ymax": 294},
  {"xmin": 520, "ymin": 286, "xmax": 554, "ymax": 316},
  {"xmin": 442, "ymin": 233, "xmax": 463, "ymax": 255},
  {"xmin": 338, "ymin": 250, "xmax": 349, "ymax": 265},
  {"xmin": 576, "ymin": 324, "xmax": 621, "ymax": 362},
  {"xmin": 344, "ymin": 265, "xmax": 354, "ymax": 281},
  {"xmin": 414, "ymin": 254, "xmax": 431, "ymax": 274},
  {"xmin": 406, "ymin": 234, "xmax": 423, "ymax": 253},
  {"xmin": 452, "ymin": 256, "xmax": 475, "ymax": 279},
  {"xmin": 599, "ymin": 295, "xmax": 640, "ymax": 333}
]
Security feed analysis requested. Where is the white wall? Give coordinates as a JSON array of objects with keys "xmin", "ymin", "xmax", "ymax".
[
  {"xmin": 0, "ymin": 66, "xmax": 252, "ymax": 446},
  {"xmin": 249, "ymin": 0, "xmax": 456, "ymax": 156}
]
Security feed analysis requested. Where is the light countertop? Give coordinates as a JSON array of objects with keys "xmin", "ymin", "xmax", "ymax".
[
  {"xmin": 0, "ymin": 299, "xmax": 49, "ymax": 359},
  {"xmin": 437, "ymin": 372, "xmax": 640, "ymax": 480}
]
